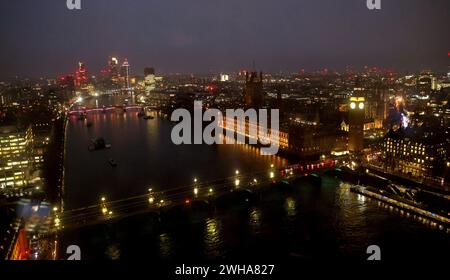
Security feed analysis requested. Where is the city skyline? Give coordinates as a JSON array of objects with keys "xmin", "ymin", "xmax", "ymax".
[
  {"xmin": 1, "ymin": 0, "xmax": 449, "ymax": 267},
  {"xmin": 0, "ymin": 0, "xmax": 449, "ymax": 78}
]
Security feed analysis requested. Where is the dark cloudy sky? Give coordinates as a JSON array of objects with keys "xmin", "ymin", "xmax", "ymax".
[{"xmin": 0, "ymin": 0, "xmax": 449, "ymax": 78}]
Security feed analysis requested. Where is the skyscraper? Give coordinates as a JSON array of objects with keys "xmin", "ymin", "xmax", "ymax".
[
  {"xmin": 108, "ymin": 56, "xmax": 120, "ymax": 83},
  {"xmin": 121, "ymin": 58, "xmax": 131, "ymax": 91},
  {"xmin": 144, "ymin": 67, "xmax": 156, "ymax": 96},
  {"xmin": 74, "ymin": 62, "xmax": 87, "ymax": 89}
]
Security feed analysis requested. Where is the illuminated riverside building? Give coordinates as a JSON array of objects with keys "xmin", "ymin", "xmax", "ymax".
[
  {"xmin": 288, "ymin": 126, "xmax": 347, "ymax": 158},
  {"xmin": 219, "ymin": 116, "xmax": 346, "ymax": 158},
  {"xmin": 382, "ymin": 126, "xmax": 447, "ymax": 178},
  {"xmin": 348, "ymin": 95, "xmax": 365, "ymax": 153},
  {"xmin": 32, "ymin": 122, "xmax": 51, "ymax": 169},
  {"xmin": 219, "ymin": 116, "xmax": 289, "ymax": 150},
  {"xmin": 0, "ymin": 125, "xmax": 33, "ymax": 189}
]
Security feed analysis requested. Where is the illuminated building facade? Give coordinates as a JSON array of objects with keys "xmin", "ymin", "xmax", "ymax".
[
  {"xmin": 348, "ymin": 95, "xmax": 365, "ymax": 153},
  {"xmin": 144, "ymin": 67, "xmax": 156, "ymax": 96},
  {"xmin": 74, "ymin": 62, "xmax": 88, "ymax": 89},
  {"xmin": 220, "ymin": 73, "xmax": 229, "ymax": 82},
  {"xmin": 219, "ymin": 116, "xmax": 346, "ymax": 158},
  {"xmin": 108, "ymin": 56, "xmax": 120, "ymax": 83},
  {"xmin": 382, "ymin": 126, "xmax": 447, "ymax": 178},
  {"xmin": 9, "ymin": 229, "xmax": 30, "ymax": 260},
  {"xmin": 220, "ymin": 116, "xmax": 289, "ymax": 150},
  {"xmin": 32, "ymin": 122, "xmax": 51, "ymax": 169},
  {"xmin": 418, "ymin": 71, "xmax": 437, "ymax": 95},
  {"xmin": 121, "ymin": 58, "xmax": 131, "ymax": 91},
  {"xmin": 0, "ymin": 125, "xmax": 33, "ymax": 189},
  {"xmin": 368, "ymin": 85, "xmax": 389, "ymax": 129}
]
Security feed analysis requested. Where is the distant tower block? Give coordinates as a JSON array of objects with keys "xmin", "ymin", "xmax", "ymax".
[
  {"xmin": 144, "ymin": 67, "xmax": 156, "ymax": 96},
  {"xmin": 348, "ymin": 95, "xmax": 365, "ymax": 153},
  {"xmin": 108, "ymin": 56, "xmax": 120, "ymax": 83},
  {"xmin": 244, "ymin": 72, "xmax": 264, "ymax": 109},
  {"xmin": 220, "ymin": 73, "xmax": 229, "ymax": 82},
  {"xmin": 122, "ymin": 59, "xmax": 131, "ymax": 91},
  {"xmin": 75, "ymin": 61, "xmax": 88, "ymax": 89}
]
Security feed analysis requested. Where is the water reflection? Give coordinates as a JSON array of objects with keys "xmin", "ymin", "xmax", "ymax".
[
  {"xmin": 204, "ymin": 218, "xmax": 222, "ymax": 258},
  {"xmin": 65, "ymin": 96, "xmax": 287, "ymax": 209},
  {"xmin": 285, "ymin": 197, "xmax": 296, "ymax": 218},
  {"xmin": 249, "ymin": 207, "xmax": 262, "ymax": 234},
  {"xmin": 159, "ymin": 233, "xmax": 172, "ymax": 259},
  {"xmin": 105, "ymin": 243, "xmax": 121, "ymax": 260}
]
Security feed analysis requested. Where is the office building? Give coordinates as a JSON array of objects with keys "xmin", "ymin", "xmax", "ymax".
[{"xmin": 0, "ymin": 125, "xmax": 33, "ymax": 189}]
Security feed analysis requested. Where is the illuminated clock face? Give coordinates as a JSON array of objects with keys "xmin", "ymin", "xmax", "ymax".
[
  {"xmin": 350, "ymin": 102, "xmax": 356, "ymax": 109},
  {"xmin": 358, "ymin": 102, "xmax": 364, "ymax": 109}
]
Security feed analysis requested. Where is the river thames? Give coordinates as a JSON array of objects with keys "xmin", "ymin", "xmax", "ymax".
[{"xmin": 60, "ymin": 95, "xmax": 449, "ymax": 260}]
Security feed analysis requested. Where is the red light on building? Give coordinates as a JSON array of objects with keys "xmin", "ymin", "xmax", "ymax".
[
  {"xmin": 75, "ymin": 62, "xmax": 88, "ymax": 88},
  {"xmin": 206, "ymin": 84, "xmax": 217, "ymax": 93},
  {"xmin": 10, "ymin": 229, "xmax": 30, "ymax": 260}
]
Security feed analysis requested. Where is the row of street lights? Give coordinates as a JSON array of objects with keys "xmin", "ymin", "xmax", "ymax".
[
  {"xmin": 192, "ymin": 164, "xmax": 277, "ymax": 197},
  {"xmin": 95, "ymin": 164, "xmax": 277, "ymax": 218}
]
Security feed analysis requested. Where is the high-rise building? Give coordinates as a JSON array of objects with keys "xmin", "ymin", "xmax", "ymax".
[
  {"xmin": 108, "ymin": 56, "xmax": 120, "ymax": 83},
  {"xmin": 244, "ymin": 72, "xmax": 264, "ymax": 109},
  {"xmin": 74, "ymin": 62, "xmax": 88, "ymax": 89},
  {"xmin": 121, "ymin": 58, "xmax": 131, "ymax": 91},
  {"xmin": 32, "ymin": 122, "xmax": 51, "ymax": 169},
  {"xmin": 144, "ymin": 67, "xmax": 156, "ymax": 96},
  {"xmin": 220, "ymin": 73, "xmax": 229, "ymax": 82},
  {"xmin": 348, "ymin": 93, "xmax": 365, "ymax": 153},
  {"xmin": 0, "ymin": 125, "xmax": 33, "ymax": 189},
  {"xmin": 418, "ymin": 71, "xmax": 436, "ymax": 95}
]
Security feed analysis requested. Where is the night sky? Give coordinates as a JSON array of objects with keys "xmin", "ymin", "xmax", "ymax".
[{"xmin": 0, "ymin": 0, "xmax": 449, "ymax": 78}]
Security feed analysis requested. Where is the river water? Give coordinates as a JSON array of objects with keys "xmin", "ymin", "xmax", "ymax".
[{"xmin": 60, "ymin": 95, "xmax": 449, "ymax": 260}]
